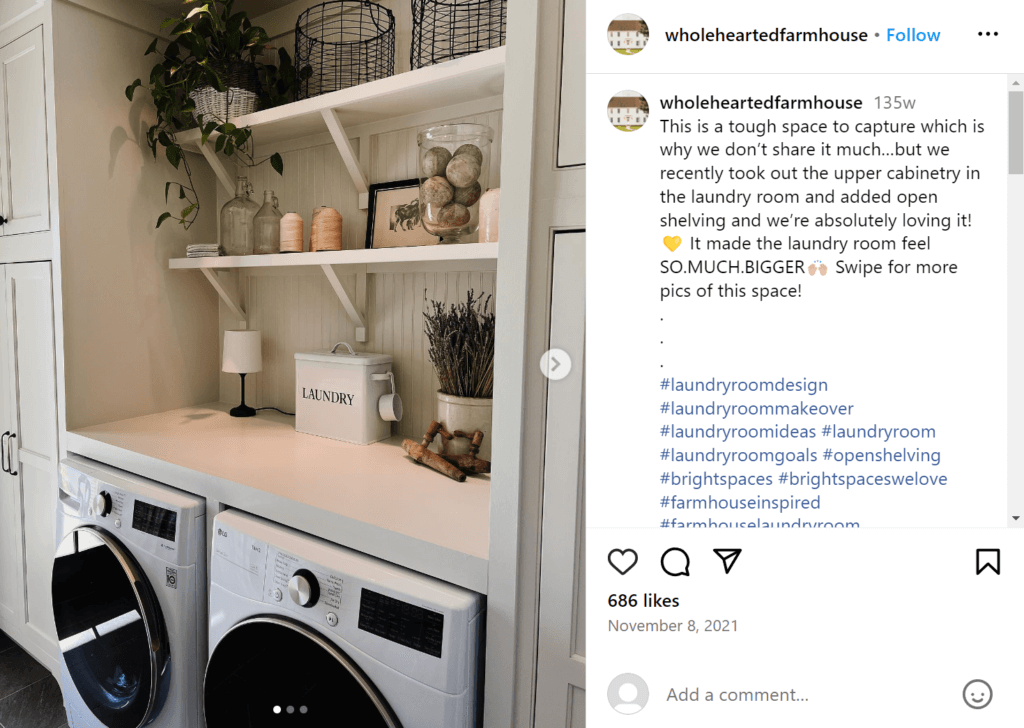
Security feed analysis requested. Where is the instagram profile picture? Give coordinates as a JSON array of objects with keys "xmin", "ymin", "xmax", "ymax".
[
  {"xmin": 607, "ymin": 90, "xmax": 649, "ymax": 132},
  {"xmin": 607, "ymin": 673, "xmax": 650, "ymax": 715},
  {"xmin": 608, "ymin": 13, "xmax": 650, "ymax": 55}
]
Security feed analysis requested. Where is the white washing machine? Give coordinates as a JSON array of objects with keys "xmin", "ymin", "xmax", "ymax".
[
  {"xmin": 205, "ymin": 510, "xmax": 484, "ymax": 727},
  {"xmin": 53, "ymin": 456, "xmax": 207, "ymax": 728}
]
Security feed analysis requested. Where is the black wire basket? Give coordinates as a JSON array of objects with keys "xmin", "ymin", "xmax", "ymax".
[
  {"xmin": 411, "ymin": 0, "xmax": 507, "ymax": 70},
  {"xmin": 294, "ymin": 1, "xmax": 395, "ymax": 99}
]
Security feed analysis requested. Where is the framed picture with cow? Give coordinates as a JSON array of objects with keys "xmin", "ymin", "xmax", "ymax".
[{"xmin": 365, "ymin": 179, "xmax": 438, "ymax": 249}]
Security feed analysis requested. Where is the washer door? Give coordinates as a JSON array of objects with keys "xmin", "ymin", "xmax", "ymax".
[
  {"xmin": 204, "ymin": 617, "xmax": 401, "ymax": 727},
  {"xmin": 51, "ymin": 527, "xmax": 169, "ymax": 728}
]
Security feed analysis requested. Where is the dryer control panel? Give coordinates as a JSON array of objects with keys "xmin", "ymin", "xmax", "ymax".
[{"xmin": 267, "ymin": 546, "xmax": 346, "ymax": 621}]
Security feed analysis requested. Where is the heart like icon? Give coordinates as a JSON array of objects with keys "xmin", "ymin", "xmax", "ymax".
[
  {"xmin": 663, "ymin": 236, "xmax": 682, "ymax": 252},
  {"xmin": 608, "ymin": 548, "xmax": 639, "ymax": 575}
]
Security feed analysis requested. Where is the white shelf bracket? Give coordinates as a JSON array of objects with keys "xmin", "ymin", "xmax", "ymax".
[
  {"xmin": 200, "ymin": 269, "xmax": 247, "ymax": 328},
  {"xmin": 321, "ymin": 109, "xmax": 369, "ymax": 203},
  {"xmin": 321, "ymin": 264, "xmax": 367, "ymax": 342},
  {"xmin": 198, "ymin": 144, "xmax": 236, "ymax": 195}
]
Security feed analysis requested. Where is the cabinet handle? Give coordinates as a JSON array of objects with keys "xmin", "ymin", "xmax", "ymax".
[
  {"xmin": 0, "ymin": 216, "xmax": 7, "ymax": 226},
  {"xmin": 7, "ymin": 434, "xmax": 16, "ymax": 476},
  {"xmin": 0, "ymin": 431, "xmax": 7, "ymax": 473}
]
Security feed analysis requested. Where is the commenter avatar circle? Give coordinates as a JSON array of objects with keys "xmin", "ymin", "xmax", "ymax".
[
  {"xmin": 608, "ymin": 90, "xmax": 649, "ymax": 132},
  {"xmin": 608, "ymin": 673, "xmax": 650, "ymax": 715},
  {"xmin": 608, "ymin": 14, "xmax": 650, "ymax": 55}
]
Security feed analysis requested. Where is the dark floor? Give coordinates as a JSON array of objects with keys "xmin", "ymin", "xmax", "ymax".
[{"xmin": 0, "ymin": 631, "xmax": 67, "ymax": 728}]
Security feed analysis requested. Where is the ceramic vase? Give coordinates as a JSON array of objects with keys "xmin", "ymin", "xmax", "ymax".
[{"xmin": 436, "ymin": 391, "xmax": 492, "ymax": 462}]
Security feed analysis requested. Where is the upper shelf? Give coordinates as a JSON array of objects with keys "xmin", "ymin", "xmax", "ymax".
[
  {"xmin": 176, "ymin": 47, "xmax": 506, "ymax": 149},
  {"xmin": 169, "ymin": 243, "xmax": 499, "ymax": 272}
]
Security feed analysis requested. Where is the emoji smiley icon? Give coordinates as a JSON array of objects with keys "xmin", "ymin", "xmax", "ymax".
[{"xmin": 962, "ymin": 679, "xmax": 992, "ymax": 709}]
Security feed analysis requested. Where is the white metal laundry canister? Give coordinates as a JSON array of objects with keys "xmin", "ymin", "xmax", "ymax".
[{"xmin": 295, "ymin": 343, "xmax": 397, "ymax": 444}]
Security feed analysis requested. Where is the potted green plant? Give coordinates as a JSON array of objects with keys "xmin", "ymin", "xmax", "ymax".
[
  {"xmin": 125, "ymin": 0, "xmax": 305, "ymax": 229},
  {"xmin": 424, "ymin": 291, "xmax": 496, "ymax": 461}
]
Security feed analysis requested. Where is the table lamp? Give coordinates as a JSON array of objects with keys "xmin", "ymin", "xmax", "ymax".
[{"xmin": 223, "ymin": 330, "xmax": 262, "ymax": 417}]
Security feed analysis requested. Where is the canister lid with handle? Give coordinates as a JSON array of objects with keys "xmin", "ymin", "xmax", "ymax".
[{"xmin": 294, "ymin": 341, "xmax": 393, "ymax": 366}]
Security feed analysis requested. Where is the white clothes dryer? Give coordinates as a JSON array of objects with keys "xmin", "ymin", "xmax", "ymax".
[
  {"xmin": 204, "ymin": 510, "xmax": 484, "ymax": 727},
  {"xmin": 53, "ymin": 456, "xmax": 207, "ymax": 728}
]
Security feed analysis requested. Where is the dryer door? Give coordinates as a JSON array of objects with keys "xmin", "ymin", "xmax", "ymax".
[
  {"xmin": 51, "ymin": 526, "xmax": 169, "ymax": 728},
  {"xmin": 205, "ymin": 617, "xmax": 401, "ymax": 727}
]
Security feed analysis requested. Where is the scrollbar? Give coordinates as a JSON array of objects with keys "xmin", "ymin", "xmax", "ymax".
[{"xmin": 1011, "ymin": 83, "xmax": 1022, "ymax": 174}]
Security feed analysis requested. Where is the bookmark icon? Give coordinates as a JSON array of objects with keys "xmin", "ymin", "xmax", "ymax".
[{"xmin": 976, "ymin": 549, "xmax": 1000, "ymax": 575}]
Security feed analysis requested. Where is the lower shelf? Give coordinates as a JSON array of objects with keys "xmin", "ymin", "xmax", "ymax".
[
  {"xmin": 169, "ymin": 243, "xmax": 499, "ymax": 271},
  {"xmin": 67, "ymin": 403, "xmax": 490, "ymax": 593}
]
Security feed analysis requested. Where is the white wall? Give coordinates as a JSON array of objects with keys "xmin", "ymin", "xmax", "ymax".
[{"xmin": 53, "ymin": 0, "xmax": 220, "ymax": 429}]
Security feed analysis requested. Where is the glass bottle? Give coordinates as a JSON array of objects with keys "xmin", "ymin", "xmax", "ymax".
[
  {"xmin": 253, "ymin": 190, "xmax": 283, "ymax": 254},
  {"xmin": 220, "ymin": 177, "xmax": 260, "ymax": 256}
]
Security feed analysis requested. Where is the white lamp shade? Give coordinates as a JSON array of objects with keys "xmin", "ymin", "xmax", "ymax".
[{"xmin": 222, "ymin": 330, "xmax": 263, "ymax": 373}]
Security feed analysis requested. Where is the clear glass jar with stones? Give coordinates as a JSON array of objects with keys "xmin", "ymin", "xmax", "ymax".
[{"xmin": 417, "ymin": 123, "xmax": 493, "ymax": 243}]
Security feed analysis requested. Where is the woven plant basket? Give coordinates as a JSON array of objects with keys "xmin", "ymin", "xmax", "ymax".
[{"xmin": 189, "ymin": 59, "xmax": 261, "ymax": 123}]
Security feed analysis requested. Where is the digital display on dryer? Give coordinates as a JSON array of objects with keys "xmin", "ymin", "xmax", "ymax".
[
  {"xmin": 132, "ymin": 500, "xmax": 177, "ymax": 542},
  {"xmin": 358, "ymin": 588, "xmax": 444, "ymax": 658}
]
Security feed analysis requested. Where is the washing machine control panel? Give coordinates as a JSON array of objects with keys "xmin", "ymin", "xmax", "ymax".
[{"xmin": 267, "ymin": 547, "xmax": 345, "ymax": 625}]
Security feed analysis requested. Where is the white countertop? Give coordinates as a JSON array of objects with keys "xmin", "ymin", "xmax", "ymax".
[{"xmin": 66, "ymin": 403, "xmax": 490, "ymax": 593}]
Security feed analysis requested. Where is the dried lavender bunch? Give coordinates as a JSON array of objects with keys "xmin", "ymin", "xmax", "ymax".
[{"xmin": 424, "ymin": 290, "xmax": 495, "ymax": 399}]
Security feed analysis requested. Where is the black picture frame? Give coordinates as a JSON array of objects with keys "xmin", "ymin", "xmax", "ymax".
[{"xmin": 364, "ymin": 178, "xmax": 436, "ymax": 249}]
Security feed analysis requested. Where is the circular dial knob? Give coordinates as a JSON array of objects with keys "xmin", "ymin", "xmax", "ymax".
[
  {"xmin": 89, "ymin": 491, "xmax": 112, "ymax": 518},
  {"xmin": 288, "ymin": 570, "xmax": 319, "ymax": 608}
]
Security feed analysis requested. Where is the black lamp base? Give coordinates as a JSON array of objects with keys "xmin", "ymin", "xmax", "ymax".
[
  {"xmin": 229, "ymin": 403, "xmax": 256, "ymax": 418},
  {"xmin": 229, "ymin": 372, "xmax": 256, "ymax": 418}
]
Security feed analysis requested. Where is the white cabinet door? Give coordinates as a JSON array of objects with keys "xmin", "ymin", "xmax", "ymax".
[
  {"xmin": 0, "ymin": 275, "xmax": 20, "ymax": 631},
  {"xmin": 0, "ymin": 27, "xmax": 50, "ymax": 236},
  {"xmin": 557, "ymin": 0, "xmax": 585, "ymax": 168},
  {"xmin": 4, "ymin": 261, "xmax": 58, "ymax": 667},
  {"xmin": 535, "ymin": 233, "xmax": 586, "ymax": 727}
]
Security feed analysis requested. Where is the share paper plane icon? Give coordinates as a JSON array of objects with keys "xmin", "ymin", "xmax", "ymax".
[{"xmin": 713, "ymin": 549, "xmax": 742, "ymax": 575}]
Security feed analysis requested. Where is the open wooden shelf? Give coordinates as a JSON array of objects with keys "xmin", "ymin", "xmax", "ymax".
[
  {"xmin": 169, "ymin": 242, "xmax": 499, "ymax": 272},
  {"xmin": 67, "ymin": 403, "xmax": 490, "ymax": 593},
  {"xmin": 176, "ymin": 47, "xmax": 506, "ymax": 150},
  {"xmin": 171, "ymin": 243, "xmax": 497, "ymax": 339}
]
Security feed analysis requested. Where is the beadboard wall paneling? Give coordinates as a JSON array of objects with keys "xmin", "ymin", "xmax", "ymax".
[
  {"xmin": 216, "ymin": 91, "xmax": 502, "ymax": 438},
  {"xmin": 217, "ymin": 109, "xmax": 502, "ymax": 248},
  {"xmin": 240, "ymin": 140, "xmax": 365, "ymax": 251},
  {"xmin": 220, "ymin": 268, "xmax": 497, "ymax": 439}
]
